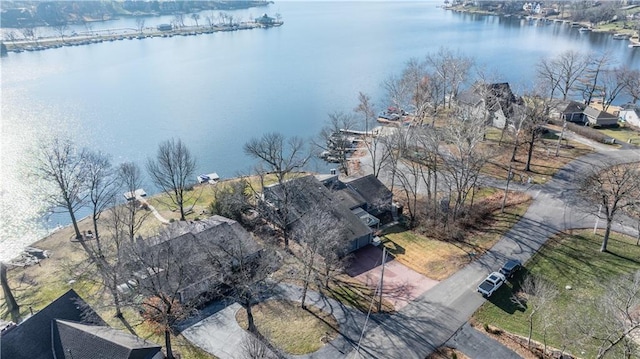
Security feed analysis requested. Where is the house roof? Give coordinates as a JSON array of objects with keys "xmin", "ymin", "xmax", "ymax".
[
  {"xmin": 0, "ymin": 289, "xmax": 105, "ymax": 359},
  {"xmin": 456, "ymin": 82, "xmax": 519, "ymax": 116},
  {"xmin": 584, "ymin": 106, "xmax": 618, "ymax": 120},
  {"xmin": 334, "ymin": 187, "xmax": 367, "ymax": 210},
  {"xmin": 139, "ymin": 215, "xmax": 262, "ymax": 300},
  {"xmin": 265, "ymin": 175, "xmax": 372, "ymax": 244},
  {"xmin": 344, "ymin": 174, "xmax": 393, "ymax": 210},
  {"xmin": 53, "ymin": 320, "xmax": 161, "ymax": 359},
  {"xmin": 551, "ymin": 99, "xmax": 586, "ymax": 114}
]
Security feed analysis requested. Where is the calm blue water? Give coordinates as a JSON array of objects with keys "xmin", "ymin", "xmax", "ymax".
[{"xmin": 2, "ymin": 1, "xmax": 639, "ymax": 261}]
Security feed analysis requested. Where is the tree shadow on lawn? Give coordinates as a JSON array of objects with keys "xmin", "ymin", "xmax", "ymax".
[{"xmin": 486, "ymin": 268, "xmax": 529, "ymax": 315}]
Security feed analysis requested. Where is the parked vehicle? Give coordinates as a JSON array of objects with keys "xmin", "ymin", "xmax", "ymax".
[
  {"xmin": 477, "ymin": 272, "xmax": 506, "ymax": 297},
  {"xmin": 499, "ymin": 259, "xmax": 522, "ymax": 278}
]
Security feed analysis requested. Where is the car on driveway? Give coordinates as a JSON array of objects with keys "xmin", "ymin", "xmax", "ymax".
[
  {"xmin": 499, "ymin": 259, "xmax": 522, "ymax": 278},
  {"xmin": 477, "ymin": 272, "xmax": 506, "ymax": 297}
]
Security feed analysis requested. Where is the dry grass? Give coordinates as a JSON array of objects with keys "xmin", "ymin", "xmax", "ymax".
[
  {"xmin": 382, "ymin": 191, "xmax": 531, "ymax": 280},
  {"xmin": 481, "ymin": 127, "xmax": 592, "ymax": 184},
  {"xmin": 235, "ymin": 300, "xmax": 338, "ymax": 355}
]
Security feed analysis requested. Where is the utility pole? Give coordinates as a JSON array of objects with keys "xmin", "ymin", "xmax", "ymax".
[
  {"xmin": 501, "ymin": 163, "xmax": 514, "ymax": 213},
  {"xmin": 555, "ymin": 120, "xmax": 567, "ymax": 157},
  {"xmin": 377, "ymin": 247, "xmax": 386, "ymax": 312}
]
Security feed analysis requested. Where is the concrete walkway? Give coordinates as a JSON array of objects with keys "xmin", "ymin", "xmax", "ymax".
[{"xmin": 137, "ymin": 196, "xmax": 170, "ymax": 224}]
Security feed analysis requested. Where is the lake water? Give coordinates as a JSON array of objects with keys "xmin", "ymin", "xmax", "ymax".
[{"xmin": 2, "ymin": 1, "xmax": 639, "ymax": 261}]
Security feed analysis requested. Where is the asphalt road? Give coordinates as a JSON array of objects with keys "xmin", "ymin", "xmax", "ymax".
[{"xmin": 345, "ymin": 130, "xmax": 640, "ymax": 358}]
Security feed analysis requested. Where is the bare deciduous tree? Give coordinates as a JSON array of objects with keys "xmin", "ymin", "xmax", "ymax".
[
  {"xmin": 53, "ymin": 22, "xmax": 69, "ymax": 42},
  {"xmin": 244, "ymin": 133, "xmax": 309, "ymax": 249},
  {"xmin": 578, "ymin": 52, "xmax": 612, "ymax": 106},
  {"xmin": 206, "ymin": 234, "xmax": 280, "ymax": 334},
  {"xmin": 620, "ymin": 68, "xmax": 640, "ymax": 104},
  {"xmin": 355, "ymin": 92, "xmax": 389, "ymax": 178},
  {"xmin": 318, "ymin": 112, "xmax": 357, "ymax": 176},
  {"xmin": 135, "ymin": 18, "xmax": 145, "ymax": 34},
  {"xmin": 146, "ymin": 138, "xmax": 197, "ymax": 221},
  {"xmin": 569, "ymin": 271, "xmax": 640, "ymax": 358},
  {"xmin": 536, "ymin": 50, "xmax": 591, "ymax": 101},
  {"xmin": 191, "ymin": 13, "xmax": 200, "ymax": 27},
  {"xmin": 33, "ymin": 137, "xmax": 87, "ymax": 240},
  {"xmin": 511, "ymin": 274, "xmax": 558, "ymax": 349},
  {"xmin": 441, "ymin": 107, "xmax": 490, "ymax": 220},
  {"xmin": 123, "ymin": 227, "xmax": 201, "ymax": 359},
  {"xmin": 85, "ymin": 150, "xmax": 118, "ymax": 246},
  {"xmin": 598, "ymin": 67, "xmax": 628, "ymax": 113},
  {"xmin": 118, "ymin": 162, "xmax": 149, "ymax": 241},
  {"xmin": 1, "ymin": 262, "xmax": 19, "ymax": 322},
  {"xmin": 425, "ymin": 47, "xmax": 474, "ymax": 109},
  {"xmin": 292, "ymin": 203, "xmax": 345, "ymax": 308},
  {"xmin": 580, "ymin": 162, "xmax": 640, "ymax": 252}
]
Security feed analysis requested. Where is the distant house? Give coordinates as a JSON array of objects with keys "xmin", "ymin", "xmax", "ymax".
[
  {"xmin": 263, "ymin": 174, "xmax": 393, "ymax": 253},
  {"xmin": 156, "ymin": 23, "xmax": 173, "ymax": 31},
  {"xmin": 255, "ymin": 14, "xmax": 275, "ymax": 25},
  {"xmin": 127, "ymin": 215, "xmax": 263, "ymax": 304},
  {"xmin": 619, "ymin": 104, "xmax": 640, "ymax": 127},
  {"xmin": 0, "ymin": 289, "xmax": 162, "ymax": 359},
  {"xmin": 583, "ymin": 106, "xmax": 619, "ymax": 127},
  {"xmin": 550, "ymin": 100, "xmax": 587, "ymax": 123},
  {"xmin": 456, "ymin": 82, "xmax": 520, "ymax": 129}
]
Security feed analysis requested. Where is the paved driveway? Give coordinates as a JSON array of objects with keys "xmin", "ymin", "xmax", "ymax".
[{"xmin": 347, "ymin": 245, "xmax": 439, "ymax": 310}]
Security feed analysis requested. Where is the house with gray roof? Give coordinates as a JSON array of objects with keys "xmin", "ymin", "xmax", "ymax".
[
  {"xmin": 263, "ymin": 174, "xmax": 393, "ymax": 253},
  {"xmin": 128, "ymin": 215, "xmax": 263, "ymax": 305},
  {"xmin": 0, "ymin": 289, "xmax": 161, "ymax": 359},
  {"xmin": 583, "ymin": 106, "xmax": 619, "ymax": 127},
  {"xmin": 550, "ymin": 99, "xmax": 587, "ymax": 123}
]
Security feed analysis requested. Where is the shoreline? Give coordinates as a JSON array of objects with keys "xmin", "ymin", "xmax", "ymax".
[
  {"xmin": 444, "ymin": 5, "xmax": 640, "ymax": 41},
  {"xmin": 2, "ymin": 21, "xmax": 283, "ymax": 54}
]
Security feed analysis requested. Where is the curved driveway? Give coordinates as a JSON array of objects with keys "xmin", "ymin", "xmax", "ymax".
[{"xmin": 345, "ymin": 135, "xmax": 640, "ymax": 358}]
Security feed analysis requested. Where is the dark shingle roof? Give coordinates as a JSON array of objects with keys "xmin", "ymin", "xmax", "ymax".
[
  {"xmin": 344, "ymin": 174, "xmax": 392, "ymax": 210},
  {"xmin": 334, "ymin": 188, "xmax": 367, "ymax": 210},
  {"xmin": 265, "ymin": 175, "xmax": 372, "ymax": 244},
  {"xmin": 53, "ymin": 320, "xmax": 161, "ymax": 359},
  {"xmin": 0, "ymin": 289, "xmax": 105, "ymax": 359}
]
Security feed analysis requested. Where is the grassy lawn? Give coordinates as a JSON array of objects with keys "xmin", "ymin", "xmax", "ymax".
[
  {"xmin": 380, "ymin": 191, "xmax": 531, "ymax": 281},
  {"xmin": 473, "ymin": 230, "xmax": 640, "ymax": 357},
  {"xmin": 597, "ymin": 125, "xmax": 640, "ymax": 145},
  {"xmin": 235, "ymin": 300, "xmax": 338, "ymax": 355}
]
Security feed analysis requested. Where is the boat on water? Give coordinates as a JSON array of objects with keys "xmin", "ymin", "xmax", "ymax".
[
  {"xmin": 578, "ymin": 27, "xmax": 592, "ymax": 32},
  {"xmin": 613, "ymin": 33, "xmax": 631, "ymax": 40},
  {"xmin": 629, "ymin": 43, "xmax": 640, "ymax": 48},
  {"xmin": 570, "ymin": 22, "xmax": 581, "ymax": 27}
]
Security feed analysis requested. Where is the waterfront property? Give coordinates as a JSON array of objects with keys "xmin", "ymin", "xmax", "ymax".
[
  {"xmin": 583, "ymin": 106, "xmax": 619, "ymax": 127},
  {"xmin": 618, "ymin": 104, "xmax": 640, "ymax": 127},
  {"xmin": 123, "ymin": 215, "xmax": 263, "ymax": 305},
  {"xmin": 550, "ymin": 100, "xmax": 587, "ymax": 123},
  {"xmin": 0, "ymin": 289, "xmax": 162, "ymax": 359},
  {"xmin": 263, "ymin": 174, "xmax": 393, "ymax": 253}
]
